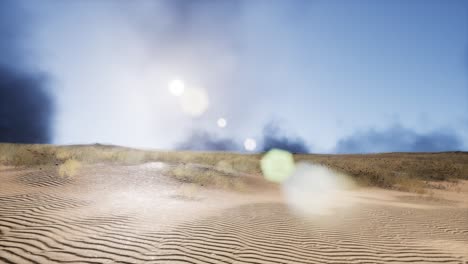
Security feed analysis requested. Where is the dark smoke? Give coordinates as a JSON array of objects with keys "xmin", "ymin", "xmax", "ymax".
[
  {"xmin": 0, "ymin": 1, "xmax": 53, "ymax": 143},
  {"xmin": 0, "ymin": 67, "xmax": 52, "ymax": 143},
  {"xmin": 335, "ymin": 125, "xmax": 463, "ymax": 153},
  {"xmin": 261, "ymin": 121, "xmax": 310, "ymax": 153},
  {"xmin": 176, "ymin": 130, "xmax": 240, "ymax": 151},
  {"xmin": 176, "ymin": 121, "xmax": 311, "ymax": 153}
]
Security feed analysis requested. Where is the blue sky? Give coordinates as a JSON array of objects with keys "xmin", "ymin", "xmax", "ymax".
[{"xmin": 1, "ymin": 0, "xmax": 467, "ymax": 153}]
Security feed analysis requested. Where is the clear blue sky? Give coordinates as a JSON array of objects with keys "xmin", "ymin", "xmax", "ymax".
[{"xmin": 1, "ymin": 0, "xmax": 467, "ymax": 153}]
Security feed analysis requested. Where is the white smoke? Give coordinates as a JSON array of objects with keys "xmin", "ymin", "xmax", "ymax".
[
  {"xmin": 23, "ymin": 1, "xmax": 318, "ymax": 149},
  {"xmin": 282, "ymin": 162, "xmax": 356, "ymax": 216}
]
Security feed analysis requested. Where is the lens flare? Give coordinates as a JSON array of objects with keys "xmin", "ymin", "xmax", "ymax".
[
  {"xmin": 244, "ymin": 138, "xmax": 256, "ymax": 151},
  {"xmin": 282, "ymin": 162, "xmax": 355, "ymax": 216},
  {"xmin": 168, "ymin": 79, "xmax": 185, "ymax": 96},
  {"xmin": 260, "ymin": 149, "xmax": 295, "ymax": 183},
  {"xmin": 217, "ymin": 118, "xmax": 227, "ymax": 128},
  {"xmin": 179, "ymin": 88, "xmax": 209, "ymax": 116}
]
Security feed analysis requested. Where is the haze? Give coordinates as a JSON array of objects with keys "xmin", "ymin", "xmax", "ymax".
[{"xmin": 1, "ymin": 0, "xmax": 467, "ymax": 153}]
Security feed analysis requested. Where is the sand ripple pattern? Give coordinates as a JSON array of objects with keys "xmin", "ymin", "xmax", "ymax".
[
  {"xmin": 152, "ymin": 203, "xmax": 468, "ymax": 264},
  {"xmin": 16, "ymin": 169, "xmax": 74, "ymax": 188},
  {"xmin": 1, "ymin": 167, "xmax": 467, "ymax": 263}
]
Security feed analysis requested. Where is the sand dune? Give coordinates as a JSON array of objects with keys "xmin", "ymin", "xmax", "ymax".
[{"xmin": 0, "ymin": 164, "xmax": 467, "ymax": 263}]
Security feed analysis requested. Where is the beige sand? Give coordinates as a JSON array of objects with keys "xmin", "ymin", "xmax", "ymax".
[{"xmin": 0, "ymin": 164, "xmax": 467, "ymax": 263}]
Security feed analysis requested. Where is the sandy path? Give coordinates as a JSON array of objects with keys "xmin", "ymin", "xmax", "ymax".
[{"xmin": 0, "ymin": 164, "xmax": 467, "ymax": 263}]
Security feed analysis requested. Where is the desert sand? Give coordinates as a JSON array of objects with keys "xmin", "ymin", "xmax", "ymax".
[{"xmin": 0, "ymin": 163, "xmax": 467, "ymax": 264}]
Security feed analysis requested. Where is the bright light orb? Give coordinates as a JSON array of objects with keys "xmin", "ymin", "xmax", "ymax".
[
  {"xmin": 282, "ymin": 162, "xmax": 354, "ymax": 216},
  {"xmin": 179, "ymin": 88, "xmax": 209, "ymax": 116},
  {"xmin": 260, "ymin": 149, "xmax": 295, "ymax": 183},
  {"xmin": 217, "ymin": 118, "xmax": 227, "ymax": 128},
  {"xmin": 168, "ymin": 79, "xmax": 185, "ymax": 96},
  {"xmin": 244, "ymin": 138, "xmax": 256, "ymax": 151}
]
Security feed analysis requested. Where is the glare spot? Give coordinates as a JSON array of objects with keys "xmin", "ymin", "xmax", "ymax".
[
  {"xmin": 179, "ymin": 88, "xmax": 209, "ymax": 116},
  {"xmin": 244, "ymin": 138, "xmax": 256, "ymax": 151},
  {"xmin": 260, "ymin": 149, "xmax": 295, "ymax": 183},
  {"xmin": 217, "ymin": 118, "xmax": 227, "ymax": 128},
  {"xmin": 168, "ymin": 79, "xmax": 185, "ymax": 96},
  {"xmin": 282, "ymin": 162, "xmax": 355, "ymax": 216}
]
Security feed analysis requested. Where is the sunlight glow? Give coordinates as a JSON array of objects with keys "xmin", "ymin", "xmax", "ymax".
[
  {"xmin": 282, "ymin": 162, "xmax": 355, "ymax": 215},
  {"xmin": 179, "ymin": 88, "xmax": 209, "ymax": 116},
  {"xmin": 244, "ymin": 138, "xmax": 257, "ymax": 151},
  {"xmin": 217, "ymin": 118, "xmax": 227, "ymax": 128},
  {"xmin": 168, "ymin": 79, "xmax": 185, "ymax": 96}
]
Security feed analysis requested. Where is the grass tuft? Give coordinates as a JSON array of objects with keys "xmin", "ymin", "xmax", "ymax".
[
  {"xmin": 58, "ymin": 159, "xmax": 82, "ymax": 178},
  {"xmin": 165, "ymin": 164, "xmax": 246, "ymax": 190}
]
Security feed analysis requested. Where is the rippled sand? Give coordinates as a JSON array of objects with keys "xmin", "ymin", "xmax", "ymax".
[{"xmin": 1, "ymin": 164, "xmax": 467, "ymax": 263}]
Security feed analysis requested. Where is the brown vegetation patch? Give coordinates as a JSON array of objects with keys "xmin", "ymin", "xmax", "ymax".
[{"xmin": 1, "ymin": 143, "xmax": 467, "ymax": 192}]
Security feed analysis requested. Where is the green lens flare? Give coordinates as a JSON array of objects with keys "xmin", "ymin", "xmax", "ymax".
[{"xmin": 260, "ymin": 149, "xmax": 295, "ymax": 183}]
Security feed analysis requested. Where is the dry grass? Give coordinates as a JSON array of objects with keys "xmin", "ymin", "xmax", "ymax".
[
  {"xmin": 177, "ymin": 183, "xmax": 200, "ymax": 199},
  {"xmin": 295, "ymin": 152, "xmax": 468, "ymax": 190},
  {"xmin": 0, "ymin": 144, "xmax": 59, "ymax": 167},
  {"xmin": 1, "ymin": 143, "xmax": 467, "ymax": 192},
  {"xmin": 0, "ymin": 143, "xmax": 147, "ymax": 167},
  {"xmin": 58, "ymin": 159, "xmax": 82, "ymax": 178},
  {"xmin": 144, "ymin": 151, "xmax": 261, "ymax": 175},
  {"xmin": 165, "ymin": 164, "xmax": 246, "ymax": 190}
]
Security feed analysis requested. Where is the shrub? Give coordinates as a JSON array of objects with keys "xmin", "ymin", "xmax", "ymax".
[
  {"xmin": 177, "ymin": 183, "xmax": 199, "ymax": 199},
  {"xmin": 58, "ymin": 159, "xmax": 81, "ymax": 177},
  {"xmin": 166, "ymin": 164, "xmax": 246, "ymax": 190}
]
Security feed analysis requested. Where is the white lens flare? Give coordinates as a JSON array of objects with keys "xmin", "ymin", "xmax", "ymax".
[
  {"xmin": 244, "ymin": 138, "xmax": 256, "ymax": 151},
  {"xmin": 179, "ymin": 88, "xmax": 209, "ymax": 117},
  {"xmin": 217, "ymin": 118, "xmax": 227, "ymax": 128},
  {"xmin": 282, "ymin": 162, "xmax": 355, "ymax": 216},
  {"xmin": 168, "ymin": 79, "xmax": 185, "ymax": 96}
]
